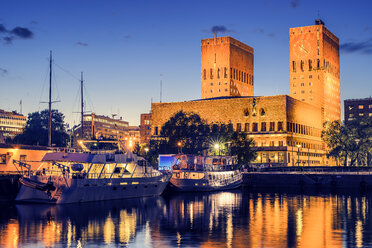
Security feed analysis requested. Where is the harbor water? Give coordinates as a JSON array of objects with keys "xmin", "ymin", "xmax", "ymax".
[{"xmin": 0, "ymin": 188, "xmax": 371, "ymax": 247}]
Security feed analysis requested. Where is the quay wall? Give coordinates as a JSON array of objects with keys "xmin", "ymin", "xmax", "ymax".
[
  {"xmin": 0, "ymin": 175, "xmax": 20, "ymax": 201},
  {"xmin": 243, "ymin": 171, "xmax": 372, "ymax": 189}
]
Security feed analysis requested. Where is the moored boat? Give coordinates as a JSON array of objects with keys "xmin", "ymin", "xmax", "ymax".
[
  {"xmin": 169, "ymin": 154, "xmax": 242, "ymax": 191},
  {"xmin": 15, "ymin": 151, "xmax": 171, "ymax": 204}
]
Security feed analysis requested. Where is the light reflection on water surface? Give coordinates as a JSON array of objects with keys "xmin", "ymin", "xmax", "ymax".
[{"xmin": 0, "ymin": 188, "xmax": 370, "ymax": 248}]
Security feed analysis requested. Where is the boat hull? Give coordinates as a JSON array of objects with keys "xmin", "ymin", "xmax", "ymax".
[
  {"xmin": 16, "ymin": 173, "xmax": 171, "ymax": 204},
  {"xmin": 169, "ymin": 170, "xmax": 242, "ymax": 192}
]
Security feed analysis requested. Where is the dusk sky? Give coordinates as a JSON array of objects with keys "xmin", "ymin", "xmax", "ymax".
[{"xmin": 1, "ymin": 0, "xmax": 371, "ymax": 126}]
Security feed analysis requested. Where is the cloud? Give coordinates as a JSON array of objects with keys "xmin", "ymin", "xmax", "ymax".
[
  {"xmin": 75, "ymin": 41, "xmax": 88, "ymax": 47},
  {"xmin": 0, "ymin": 24, "xmax": 6, "ymax": 33},
  {"xmin": 124, "ymin": 34, "xmax": 131, "ymax": 42},
  {"xmin": 0, "ymin": 67, "xmax": 8, "ymax": 76},
  {"xmin": 10, "ymin": 27, "xmax": 33, "ymax": 39},
  {"xmin": 3, "ymin": 36, "xmax": 13, "ymax": 44},
  {"xmin": 364, "ymin": 26, "xmax": 372, "ymax": 33},
  {"xmin": 252, "ymin": 29, "xmax": 276, "ymax": 38},
  {"xmin": 252, "ymin": 29, "xmax": 265, "ymax": 34},
  {"xmin": 290, "ymin": 0, "xmax": 300, "ymax": 8},
  {"xmin": 211, "ymin": 25, "xmax": 233, "ymax": 34},
  {"xmin": 0, "ymin": 24, "xmax": 34, "ymax": 44},
  {"xmin": 340, "ymin": 39, "xmax": 372, "ymax": 55}
]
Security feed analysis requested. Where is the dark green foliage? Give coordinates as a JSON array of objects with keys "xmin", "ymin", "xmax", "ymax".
[
  {"xmin": 13, "ymin": 109, "xmax": 69, "ymax": 147},
  {"xmin": 322, "ymin": 117, "xmax": 372, "ymax": 166},
  {"xmin": 147, "ymin": 111, "xmax": 256, "ymax": 166}
]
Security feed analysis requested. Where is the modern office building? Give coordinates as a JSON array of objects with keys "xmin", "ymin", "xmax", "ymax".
[
  {"xmin": 344, "ymin": 97, "xmax": 372, "ymax": 123},
  {"xmin": 0, "ymin": 110, "xmax": 26, "ymax": 143},
  {"xmin": 289, "ymin": 19, "xmax": 340, "ymax": 123},
  {"xmin": 201, "ymin": 35, "xmax": 254, "ymax": 99}
]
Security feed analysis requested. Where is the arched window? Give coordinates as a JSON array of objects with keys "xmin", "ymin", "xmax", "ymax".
[{"xmin": 260, "ymin": 108, "xmax": 266, "ymax": 116}]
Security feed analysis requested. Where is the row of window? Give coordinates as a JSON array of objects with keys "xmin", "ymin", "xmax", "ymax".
[
  {"xmin": 349, "ymin": 113, "xmax": 372, "ymax": 118},
  {"xmin": 236, "ymin": 121, "xmax": 284, "ymax": 132},
  {"xmin": 202, "ymin": 67, "xmax": 253, "ymax": 85},
  {"xmin": 287, "ymin": 140, "xmax": 323, "ymax": 150},
  {"xmin": 287, "ymin": 122, "xmax": 321, "ymax": 137},
  {"xmin": 292, "ymin": 59, "xmax": 339, "ymax": 78}
]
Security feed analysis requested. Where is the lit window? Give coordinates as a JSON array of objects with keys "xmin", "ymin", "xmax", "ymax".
[
  {"xmin": 261, "ymin": 122, "xmax": 266, "ymax": 132},
  {"xmin": 358, "ymin": 105, "xmax": 364, "ymax": 109}
]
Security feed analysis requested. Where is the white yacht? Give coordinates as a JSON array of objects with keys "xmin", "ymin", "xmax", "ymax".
[
  {"xmin": 169, "ymin": 154, "xmax": 242, "ymax": 191},
  {"xmin": 15, "ymin": 151, "xmax": 171, "ymax": 204}
]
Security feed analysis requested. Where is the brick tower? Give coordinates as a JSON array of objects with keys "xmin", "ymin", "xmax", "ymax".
[
  {"xmin": 289, "ymin": 19, "xmax": 340, "ymax": 122},
  {"xmin": 201, "ymin": 34, "xmax": 254, "ymax": 99}
]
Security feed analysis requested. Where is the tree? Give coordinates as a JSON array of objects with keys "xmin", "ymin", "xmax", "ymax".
[
  {"xmin": 13, "ymin": 109, "xmax": 69, "ymax": 147},
  {"xmin": 322, "ymin": 117, "xmax": 372, "ymax": 166},
  {"xmin": 160, "ymin": 111, "xmax": 210, "ymax": 155},
  {"xmin": 148, "ymin": 111, "xmax": 256, "ymax": 166}
]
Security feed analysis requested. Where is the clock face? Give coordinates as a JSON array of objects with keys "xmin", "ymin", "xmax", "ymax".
[{"xmin": 293, "ymin": 39, "xmax": 311, "ymax": 58}]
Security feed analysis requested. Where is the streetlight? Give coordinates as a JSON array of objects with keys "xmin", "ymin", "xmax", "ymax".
[
  {"xmin": 214, "ymin": 143, "xmax": 220, "ymax": 156},
  {"xmin": 296, "ymin": 144, "xmax": 301, "ymax": 166},
  {"xmin": 177, "ymin": 141, "xmax": 182, "ymax": 154}
]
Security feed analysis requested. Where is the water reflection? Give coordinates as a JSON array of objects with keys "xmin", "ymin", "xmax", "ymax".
[{"xmin": 0, "ymin": 189, "xmax": 371, "ymax": 247}]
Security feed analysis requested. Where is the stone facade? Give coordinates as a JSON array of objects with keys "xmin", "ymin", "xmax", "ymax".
[
  {"xmin": 290, "ymin": 19, "xmax": 340, "ymax": 123},
  {"xmin": 201, "ymin": 36, "xmax": 254, "ymax": 99},
  {"xmin": 151, "ymin": 95, "xmax": 326, "ymax": 166},
  {"xmin": 140, "ymin": 113, "xmax": 152, "ymax": 144}
]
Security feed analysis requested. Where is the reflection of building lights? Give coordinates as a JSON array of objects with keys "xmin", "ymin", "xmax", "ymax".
[
  {"xmin": 226, "ymin": 213, "xmax": 233, "ymax": 248},
  {"xmin": 296, "ymin": 209, "xmax": 303, "ymax": 237}
]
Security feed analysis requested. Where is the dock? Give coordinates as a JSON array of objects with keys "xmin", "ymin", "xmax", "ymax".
[{"xmin": 243, "ymin": 166, "xmax": 372, "ymax": 190}]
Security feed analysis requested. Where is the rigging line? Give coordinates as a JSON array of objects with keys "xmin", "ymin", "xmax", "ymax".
[
  {"xmin": 38, "ymin": 59, "xmax": 50, "ymax": 111},
  {"xmin": 67, "ymin": 84, "xmax": 80, "ymax": 128},
  {"xmin": 70, "ymin": 84, "xmax": 80, "ymax": 116},
  {"xmin": 52, "ymin": 65, "xmax": 61, "ymax": 103},
  {"xmin": 83, "ymin": 84, "xmax": 95, "ymax": 113},
  {"xmin": 53, "ymin": 62, "xmax": 80, "ymax": 81}
]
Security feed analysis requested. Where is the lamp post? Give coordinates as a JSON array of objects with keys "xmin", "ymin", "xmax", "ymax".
[
  {"xmin": 296, "ymin": 144, "xmax": 301, "ymax": 166},
  {"xmin": 177, "ymin": 141, "xmax": 182, "ymax": 154},
  {"xmin": 214, "ymin": 143, "xmax": 221, "ymax": 156}
]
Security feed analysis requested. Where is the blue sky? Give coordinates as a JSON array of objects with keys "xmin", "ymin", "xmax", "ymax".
[{"xmin": 1, "ymin": 0, "xmax": 371, "ymax": 126}]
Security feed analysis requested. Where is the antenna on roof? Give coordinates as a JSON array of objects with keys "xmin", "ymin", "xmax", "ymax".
[{"xmin": 160, "ymin": 79, "xmax": 162, "ymax": 103}]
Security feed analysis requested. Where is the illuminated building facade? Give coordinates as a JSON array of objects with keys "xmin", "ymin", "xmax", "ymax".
[
  {"xmin": 344, "ymin": 97, "xmax": 372, "ymax": 123},
  {"xmin": 74, "ymin": 113, "xmax": 135, "ymax": 148},
  {"xmin": 0, "ymin": 109, "xmax": 26, "ymax": 143},
  {"xmin": 149, "ymin": 20, "xmax": 344, "ymax": 166},
  {"xmin": 127, "ymin": 126, "xmax": 140, "ymax": 148},
  {"xmin": 201, "ymin": 35, "xmax": 254, "ymax": 99},
  {"xmin": 290, "ymin": 19, "xmax": 340, "ymax": 123},
  {"xmin": 140, "ymin": 113, "xmax": 152, "ymax": 144},
  {"xmin": 0, "ymin": 143, "xmax": 50, "ymax": 171},
  {"xmin": 151, "ymin": 95, "xmax": 325, "ymax": 166}
]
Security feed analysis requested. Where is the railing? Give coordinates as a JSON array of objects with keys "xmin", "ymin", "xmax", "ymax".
[
  {"xmin": 32, "ymin": 170, "xmax": 162, "ymax": 180},
  {"xmin": 209, "ymin": 173, "xmax": 242, "ymax": 187}
]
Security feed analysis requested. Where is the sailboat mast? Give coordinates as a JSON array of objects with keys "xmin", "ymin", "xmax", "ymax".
[
  {"xmin": 48, "ymin": 51, "xmax": 52, "ymax": 147},
  {"xmin": 81, "ymin": 72, "xmax": 84, "ymax": 139}
]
